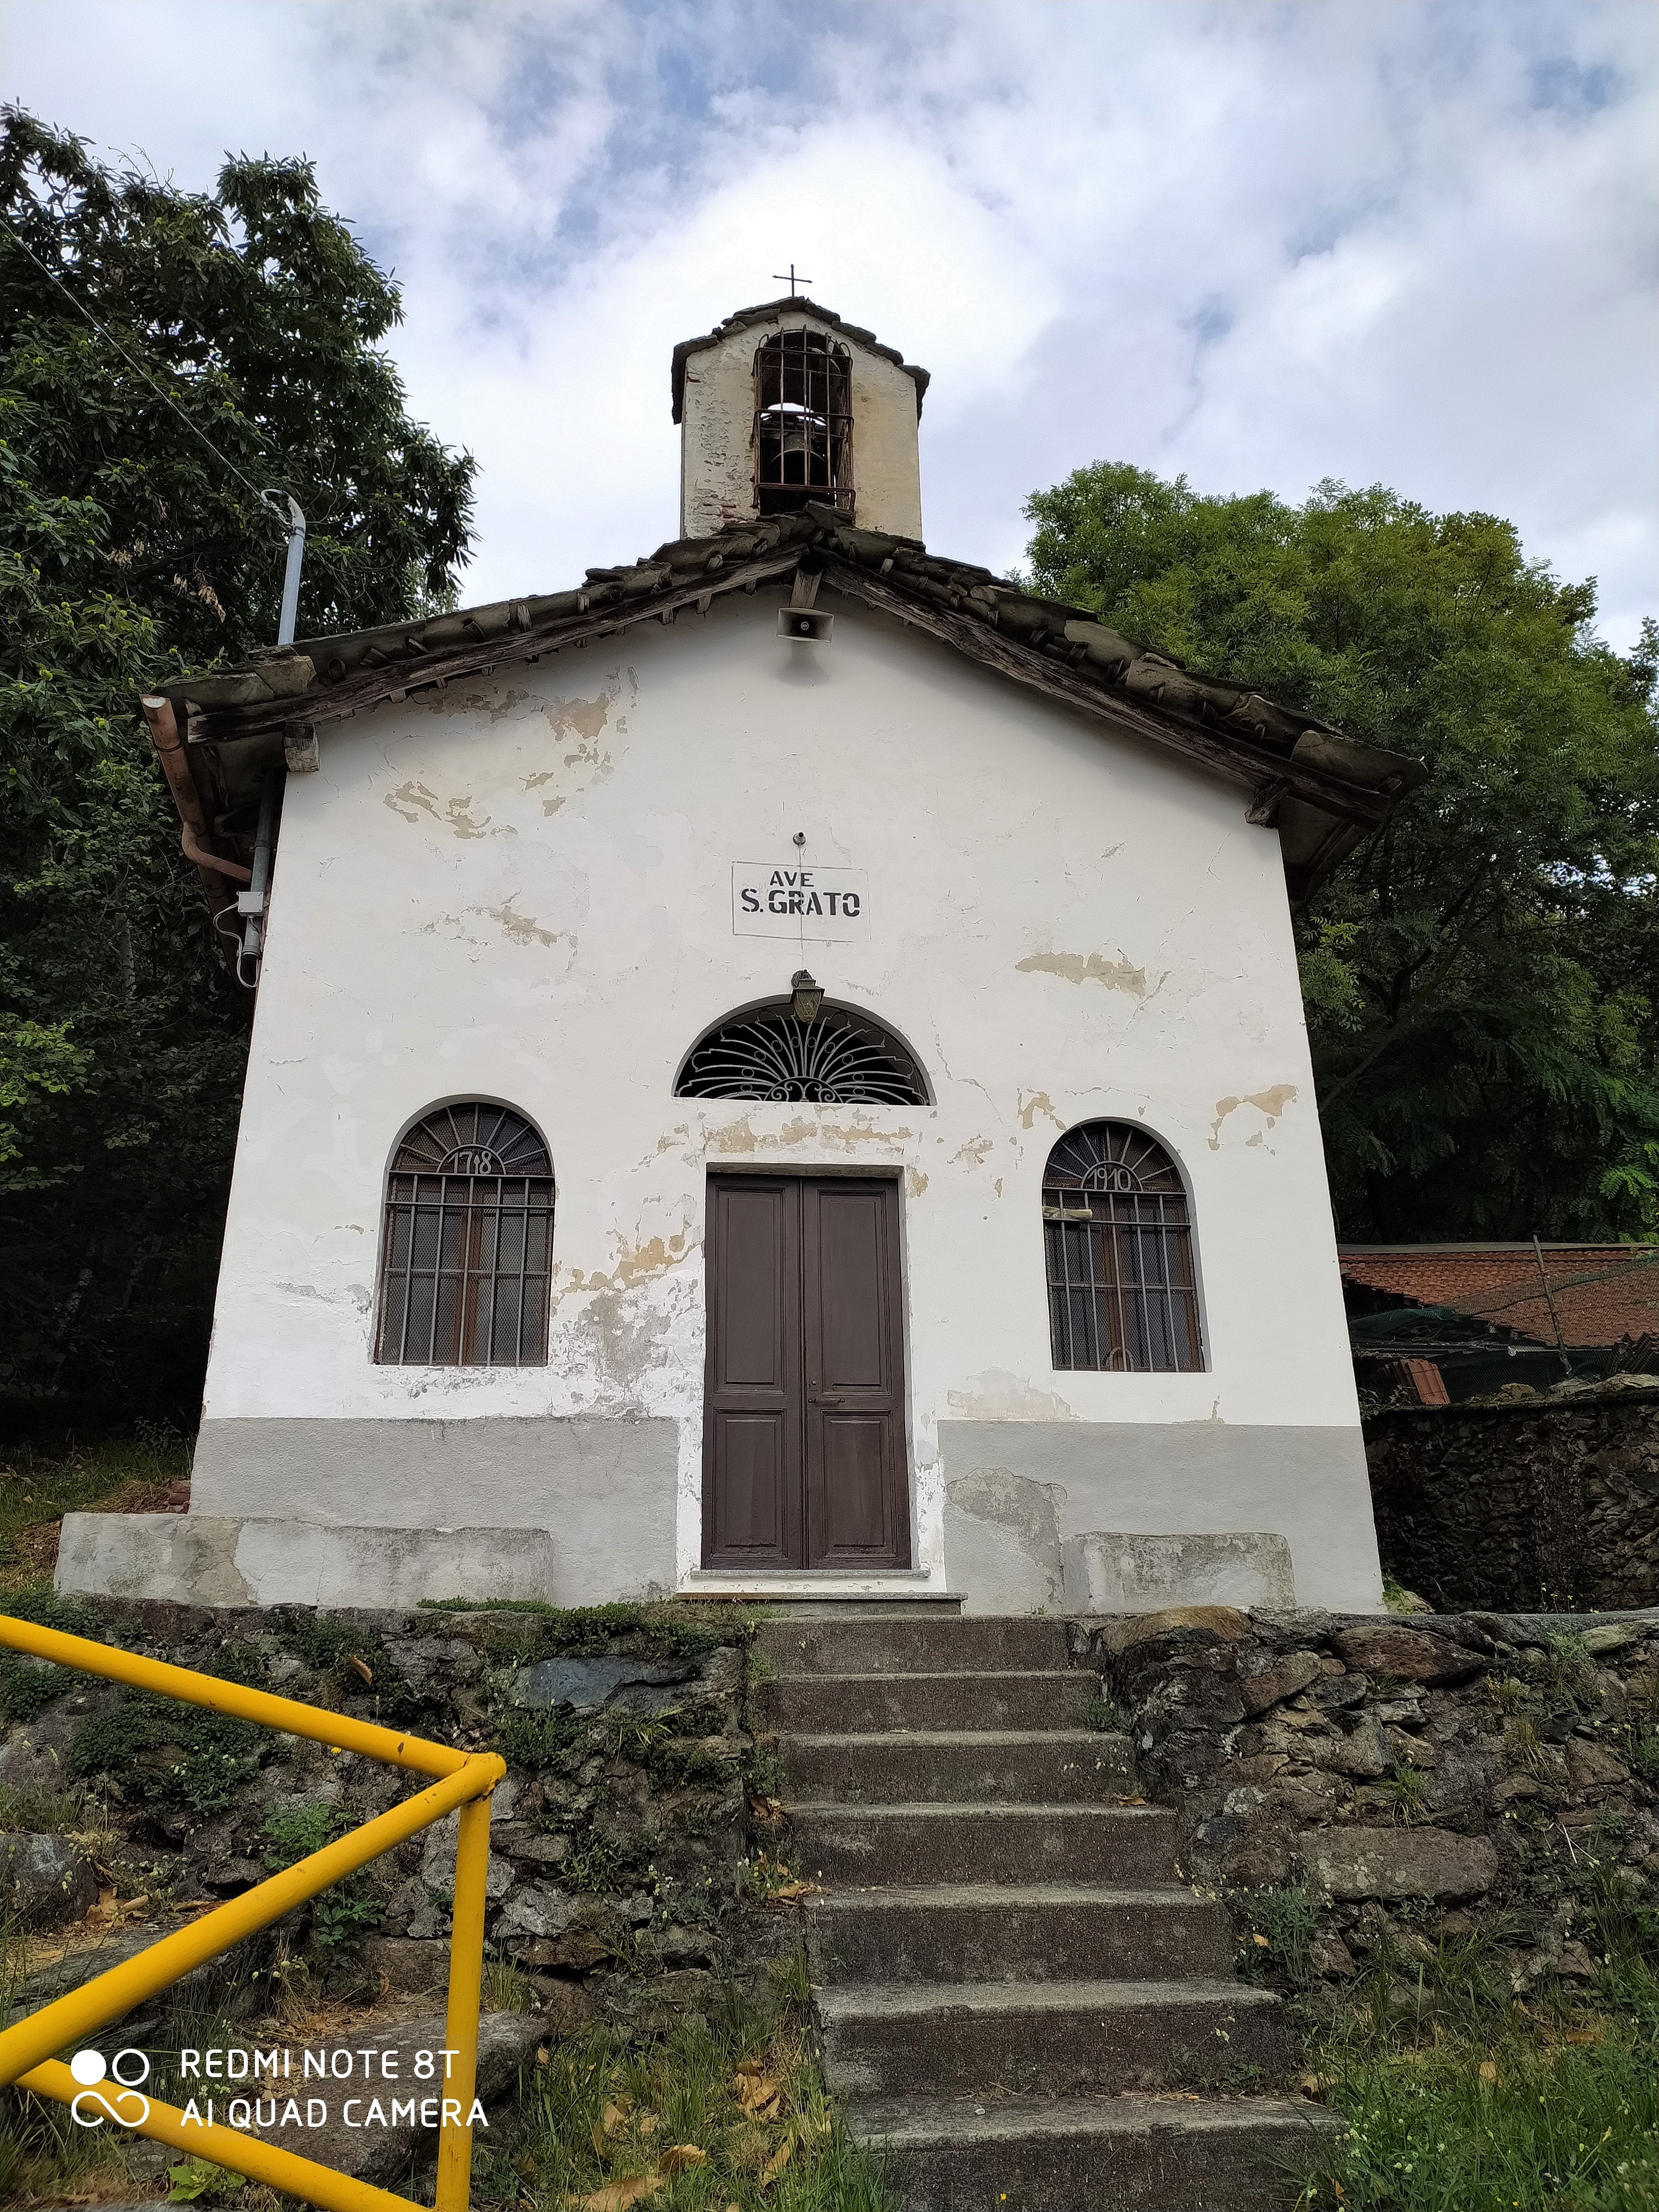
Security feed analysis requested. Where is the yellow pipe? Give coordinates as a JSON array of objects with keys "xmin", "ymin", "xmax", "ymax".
[
  {"xmin": 0, "ymin": 1614, "xmax": 469, "ymax": 1777},
  {"xmin": 0, "ymin": 1754, "xmax": 503, "ymax": 2088},
  {"xmin": 20, "ymin": 2057, "xmax": 422, "ymax": 2212},
  {"xmin": 434, "ymin": 1791, "xmax": 494, "ymax": 2212}
]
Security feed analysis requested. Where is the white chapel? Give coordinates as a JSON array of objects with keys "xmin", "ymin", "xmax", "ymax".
[{"xmin": 59, "ymin": 296, "xmax": 1422, "ymax": 1617}]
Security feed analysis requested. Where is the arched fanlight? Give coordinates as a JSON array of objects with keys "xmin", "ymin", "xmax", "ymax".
[{"xmin": 676, "ymin": 997, "xmax": 927, "ymax": 1106}]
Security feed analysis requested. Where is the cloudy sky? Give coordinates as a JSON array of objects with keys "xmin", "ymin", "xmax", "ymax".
[{"xmin": 4, "ymin": 1, "xmax": 1655, "ymax": 648}]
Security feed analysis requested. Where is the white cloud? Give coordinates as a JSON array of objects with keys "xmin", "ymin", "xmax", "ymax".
[{"xmin": 3, "ymin": 0, "xmax": 1653, "ymax": 645}]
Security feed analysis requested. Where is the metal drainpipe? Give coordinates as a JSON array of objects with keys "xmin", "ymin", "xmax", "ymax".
[{"xmin": 236, "ymin": 765, "xmax": 283, "ymax": 992}]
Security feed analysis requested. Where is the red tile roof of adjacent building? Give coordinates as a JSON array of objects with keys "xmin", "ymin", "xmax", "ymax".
[{"xmin": 1337, "ymin": 1244, "xmax": 1659, "ymax": 1350}]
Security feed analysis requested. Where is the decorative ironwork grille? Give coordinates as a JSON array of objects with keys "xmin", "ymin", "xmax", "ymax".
[
  {"xmin": 375, "ymin": 1104, "xmax": 553, "ymax": 1366},
  {"xmin": 753, "ymin": 330, "xmax": 853, "ymax": 515},
  {"xmin": 676, "ymin": 1004, "xmax": 927, "ymax": 1105},
  {"xmin": 1042, "ymin": 1122, "xmax": 1203, "ymax": 1373}
]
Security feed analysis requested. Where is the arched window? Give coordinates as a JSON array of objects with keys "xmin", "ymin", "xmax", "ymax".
[
  {"xmin": 1042, "ymin": 1122, "xmax": 1203, "ymax": 1373},
  {"xmin": 753, "ymin": 330, "xmax": 853, "ymax": 515},
  {"xmin": 374, "ymin": 1104, "xmax": 554, "ymax": 1366},
  {"xmin": 675, "ymin": 1000, "xmax": 927, "ymax": 1106}
]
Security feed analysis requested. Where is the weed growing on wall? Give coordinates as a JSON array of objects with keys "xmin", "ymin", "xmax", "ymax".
[
  {"xmin": 65, "ymin": 1692, "xmax": 267, "ymax": 1814},
  {"xmin": 259, "ymin": 1799, "xmax": 384, "ymax": 1964},
  {"xmin": 0, "ymin": 1588, "xmax": 102, "ymax": 1719},
  {"xmin": 275, "ymin": 1611, "xmax": 426, "ymax": 1723},
  {"xmin": 427, "ymin": 1600, "xmax": 732, "ymax": 1667},
  {"xmin": 1083, "ymin": 1689, "xmax": 1131, "ymax": 1732},
  {"xmin": 1236, "ymin": 1886, "xmax": 1317, "ymax": 1986}
]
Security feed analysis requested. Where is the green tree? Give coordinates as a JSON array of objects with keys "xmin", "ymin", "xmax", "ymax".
[
  {"xmin": 1025, "ymin": 463, "xmax": 1659, "ymax": 1242},
  {"xmin": 1, "ymin": 110, "xmax": 474, "ymax": 1424}
]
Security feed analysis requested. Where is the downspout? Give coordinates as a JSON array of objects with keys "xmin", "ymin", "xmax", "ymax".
[
  {"xmin": 139, "ymin": 501, "xmax": 304, "ymax": 990},
  {"xmin": 235, "ymin": 766, "xmax": 282, "ymax": 991},
  {"xmin": 140, "ymin": 695, "xmax": 249, "ymax": 911}
]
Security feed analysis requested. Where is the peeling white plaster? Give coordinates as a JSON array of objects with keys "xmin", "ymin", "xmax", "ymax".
[{"xmin": 1208, "ymin": 1083, "xmax": 1300, "ymax": 1150}]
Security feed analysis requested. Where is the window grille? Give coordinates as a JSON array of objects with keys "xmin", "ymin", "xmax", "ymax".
[
  {"xmin": 375, "ymin": 1104, "xmax": 553, "ymax": 1366},
  {"xmin": 1042, "ymin": 1122, "xmax": 1203, "ymax": 1373},
  {"xmin": 676, "ymin": 1003, "xmax": 926, "ymax": 1106},
  {"xmin": 753, "ymin": 330, "xmax": 853, "ymax": 515}
]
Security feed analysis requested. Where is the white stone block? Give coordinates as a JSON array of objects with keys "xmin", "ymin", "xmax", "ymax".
[
  {"xmin": 1061, "ymin": 1529, "xmax": 1296, "ymax": 1615},
  {"xmin": 55, "ymin": 1513, "xmax": 556, "ymax": 1610}
]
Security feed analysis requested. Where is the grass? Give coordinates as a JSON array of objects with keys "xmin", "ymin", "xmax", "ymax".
[
  {"xmin": 479, "ymin": 1960, "xmax": 891, "ymax": 2211},
  {"xmin": 1237, "ymin": 1885, "xmax": 1317, "ymax": 1985},
  {"xmin": 0, "ymin": 2068, "xmax": 142, "ymax": 2207},
  {"xmin": 0, "ymin": 1781, "xmax": 86, "ymax": 1834},
  {"xmin": 0, "ymin": 1430, "xmax": 193, "ymax": 1599},
  {"xmin": 1381, "ymin": 1575, "xmax": 1431, "ymax": 1615},
  {"xmin": 1083, "ymin": 1689, "xmax": 1131, "ymax": 1733},
  {"xmin": 1293, "ymin": 1850, "xmax": 1659, "ymax": 2210}
]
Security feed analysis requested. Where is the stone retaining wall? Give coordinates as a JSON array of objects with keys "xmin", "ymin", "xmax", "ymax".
[
  {"xmin": 1076, "ymin": 1603, "xmax": 1659, "ymax": 1994},
  {"xmin": 1366, "ymin": 1382, "xmax": 1659, "ymax": 1612},
  {"xmin": 0, "ymin": 1595, "xmax": 770, "ymax": 2035}
]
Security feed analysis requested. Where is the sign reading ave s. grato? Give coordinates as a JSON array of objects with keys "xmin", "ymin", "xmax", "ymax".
[{"xmin": 731, "ymin": 862, "xmax": 868, "ymax": 942}]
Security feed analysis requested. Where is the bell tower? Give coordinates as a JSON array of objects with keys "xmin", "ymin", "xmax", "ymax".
[{"xmin": 671, "ymin": 298, "xmax": 929, "ymax": 541}]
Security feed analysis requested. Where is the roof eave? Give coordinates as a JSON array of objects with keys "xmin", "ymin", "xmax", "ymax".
[{"xmin": 148, "ymin": 514, "xmax": 1422, "ymax": 910}]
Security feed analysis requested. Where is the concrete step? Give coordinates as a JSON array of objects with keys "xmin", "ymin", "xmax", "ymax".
[
  {"xmin": 780, "ymin": 1729, "xmax": 1135, "ymax": 1804},
  {"xmin": 818, "ymin": 1978, "xmax": 1286, "ymax": 2100},
  {"xmin": 847, "ymin": 2091, "xmax": 1339, "ymax": 2211},
  {"xmin": 758, "ymin": 1616, "xmax": 1071, "ymax": 1677},
  {"xmin": 806, "ymin": 1882, "xmax": 1234, "ymax": 1986},
  {"xmin": 788, "ymin": 1802, "xmax": 1181, "ymax": 1888},
  {"xmin": 764, "ymin": 1668, "xmax": 1094, "ymax": 1734}
]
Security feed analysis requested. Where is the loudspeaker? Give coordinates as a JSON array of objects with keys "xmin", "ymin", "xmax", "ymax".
[{"xmin": 776, "ymin": 607, "xmax": 834, "ymax": 644}]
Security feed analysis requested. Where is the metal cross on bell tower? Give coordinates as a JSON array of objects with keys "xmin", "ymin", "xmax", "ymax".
[{"xmin": 772, "ymin": 264, "xmax": 812, "ymax": 297}]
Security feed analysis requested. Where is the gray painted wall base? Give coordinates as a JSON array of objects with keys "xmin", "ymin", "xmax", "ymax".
[
  {"xmin": 939, "ymin": 1420, "xmax": 1383, "ymax": 1615},
  {"xmin": 55, "ymin": 1514, "xmax": 559, "ymax": 1610},
  {"xmin": 188, "ymin": 1415, "xmax": 678, "ymax": 1604}
]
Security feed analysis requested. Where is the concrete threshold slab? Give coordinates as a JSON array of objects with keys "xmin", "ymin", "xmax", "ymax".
[{"xmin": 679, "ymin": 1570, "xmax": 962, "ymax": 1613}]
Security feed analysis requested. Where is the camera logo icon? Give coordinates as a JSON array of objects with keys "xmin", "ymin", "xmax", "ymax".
[{"xmin": 70, "ymin": 2048, "xmax": 152, "ymax": 2128}]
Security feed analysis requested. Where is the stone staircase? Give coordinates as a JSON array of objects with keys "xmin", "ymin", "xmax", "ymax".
[{"xmin": 759, "ymin": 1613, "xmax": 1335, "ymax": 2211}]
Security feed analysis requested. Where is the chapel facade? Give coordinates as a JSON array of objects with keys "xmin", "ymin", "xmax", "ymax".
[{"xmin": 59, "ymin": 297, "xmax": 1422, "ymax": 1616}]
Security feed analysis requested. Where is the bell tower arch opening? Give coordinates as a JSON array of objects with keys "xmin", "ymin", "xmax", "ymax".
[
  {"xmin": 753, "ymin": 328, "xmax": 853, "ymax": 515},
  {"xmin": 672, "ymin": 297, "xmax": 928, "ymax": 540}
]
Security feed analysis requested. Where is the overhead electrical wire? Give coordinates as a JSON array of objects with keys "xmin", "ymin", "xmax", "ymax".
[{"xmin": 0, "ymin": 210, "xmax": 293, "ymax": 531}]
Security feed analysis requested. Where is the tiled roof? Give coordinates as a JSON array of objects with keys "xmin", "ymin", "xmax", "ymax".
[
  {"xmin": 670, "ymin": 296, "xmax": 931, "ymax": 421},
  {"xmin": 150, "ymin": 506, "xmax": 1425, "ymax": 909},
  {"xmin": 1338, "ymin": 1245, "xmax": 1659, "ymax": 1350}
]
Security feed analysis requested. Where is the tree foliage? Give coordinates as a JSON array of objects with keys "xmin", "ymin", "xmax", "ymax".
[
  {"xmin": 1025, "ymin": 462, "xmax": 1659, "ymax": 1243},
  {"xmin": 0, "ymin": 110, "xmax": 474, "ymax": 1426}
]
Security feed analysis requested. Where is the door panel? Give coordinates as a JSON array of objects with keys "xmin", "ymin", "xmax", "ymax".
[
  {"xmin": 713, "ymin": 1414, "xmax": 789, "ymax": 1554},
  {"xmin": 818, "ymin": 1415, "xmax": 890, "ymax": 1557},
  {"xmin": 803, "ymin": 1177, "xmax": 910, "ymax": 1569},
  {"xmin": 702, "ymin": 1179, "xmax": 801, "ymax": 1568},
  {"xmin": 705, "ymin": 1172, "xmax": 909, "ymax": 1572},
  {"xmin": 721, "ymin": 1185, "xmax": 789, "ymax": 1386},
  {"xmin": 816, "ymin": 1188, "xmax": 888, "ymax": 1389}
]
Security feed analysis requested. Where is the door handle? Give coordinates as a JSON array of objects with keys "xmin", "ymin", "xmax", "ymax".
[{"xmin": 812, "ymin": 1395, "xmax": 844, "ymax": 1406}]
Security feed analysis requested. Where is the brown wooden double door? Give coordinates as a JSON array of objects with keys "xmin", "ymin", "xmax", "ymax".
[{"xmin": 702, "ymin": 1174, "xmax": 910, "ymax": 1571}]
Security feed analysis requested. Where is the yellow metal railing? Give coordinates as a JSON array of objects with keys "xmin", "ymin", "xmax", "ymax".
[{"xmin": 0, "ymin": 1613, "xmax": 506, "ymax": 2212}]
